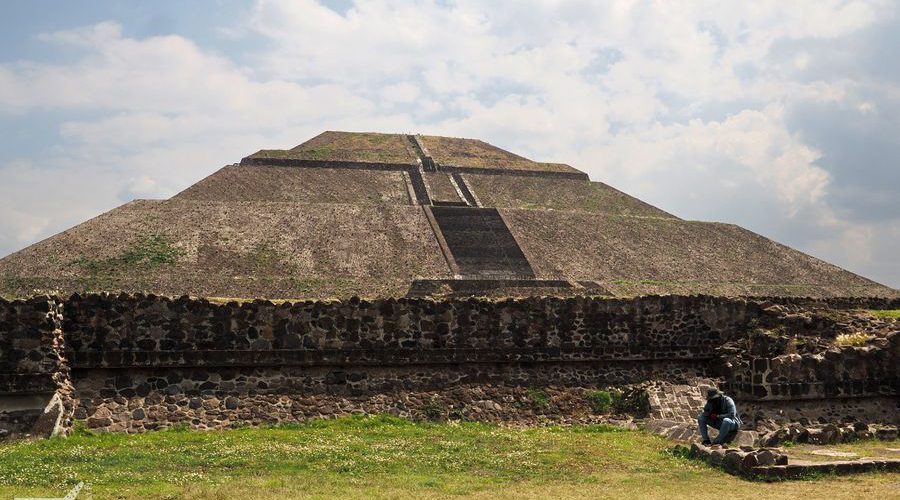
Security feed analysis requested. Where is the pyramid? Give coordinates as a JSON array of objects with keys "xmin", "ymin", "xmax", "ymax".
[{"xmin": 0, "ymin": 131, "xmax": 896, "ymax": 299}]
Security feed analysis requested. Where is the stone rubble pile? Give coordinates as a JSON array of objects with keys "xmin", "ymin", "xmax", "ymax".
[
  {"xmin": 74, "ymin": 384, "xmax": 638, "ymax": 433},
  {"xmin": 758, "ymin": 421, "xmax": 899, "ymax": 447},
  {"xmin": 690, "ymin": 442, "xmax": 788, "ymax": 474}
]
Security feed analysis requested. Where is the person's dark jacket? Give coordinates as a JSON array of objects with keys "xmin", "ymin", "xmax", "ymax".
[{"xmin": 702, "ymin": 395, "xmax": 742, "ymax": 426}]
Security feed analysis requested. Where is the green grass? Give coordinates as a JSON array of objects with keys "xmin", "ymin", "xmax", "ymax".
[
  {"xmin": 290, "ymin": 276, "xmax": 358, "ymax": 297},
  {"xmin": 71, "ymin": 234, "xmax": 184, "ymax": 292},
  {"xmin": 1, "ymin": 416, "xmax": 896, "ymax": 499},
  {"xmin": 868, "ymin": 309, "xmax": 900, "ymax": 320},
  {"xmin": 250, "ymin": 242, "xmax": 284, "ymax": 271},
  {"xmin": 298, "ymin": 144, "xmax": 337, "ymax": 160},
  {"xmin": 251, "ymin": 133, "xmax": 413, "ymax": 164},
  {"xmin": 248, "ymin": 149, "xmax": 296, "ymax": 159},
  {"xmin": 0, "ymin": 276, "xmax": 23, "ymax": 300},
  {"xmin": 526, "ymin": 388, "xmax": 550, "ymax": 409},
  {"xmin": 586, "ymin": 390, "xmax": 613, "ymax": 413}
]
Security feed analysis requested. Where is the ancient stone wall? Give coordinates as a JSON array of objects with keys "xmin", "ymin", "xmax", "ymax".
[
  {"xmin": 759, "ymin": 296, "xmax": 900, "ymax": 310},
  {"xmin": 0, "ymin": 297, "xmax": 63, "ymax": 394},
  {"xmin": 0, "ymin": 297, "xmax": 73, "ymax": 437},
  {"xmin": 741, "ymin": 397, "xmax": 899, "ymax": 426},
  {"xmin": 62, "ymin": 293, "xmax": 758, "ymax": 364},
  {"xmin": 63, "ymin": 293, "xmax": 747, "ymax": 432},
  {"xmin": 0, "ymin": 294, "xmax": 896, "ymax": 436},
  {"xmin": 723, "ymin": 340, "xmax": 898, "ymax": 401},
  {"xmin": 643, "ymin": 381, "xmax": 898, "ymax": 446}
]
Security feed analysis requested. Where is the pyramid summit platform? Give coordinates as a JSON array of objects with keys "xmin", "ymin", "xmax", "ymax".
[{"xmin": 0, "ymin": 131, "xmax": 896, "ymax": 299}]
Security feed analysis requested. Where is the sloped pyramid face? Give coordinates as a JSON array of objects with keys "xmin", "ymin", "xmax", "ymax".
[{"xmin": 0, "ymin": 131, "xmax": 896, "ymax": 300}]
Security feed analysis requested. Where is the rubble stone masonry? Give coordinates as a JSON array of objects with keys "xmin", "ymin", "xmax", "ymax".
[{"xmin": 0, "ymin": 294, "xmax": 896, "ymax": 435}]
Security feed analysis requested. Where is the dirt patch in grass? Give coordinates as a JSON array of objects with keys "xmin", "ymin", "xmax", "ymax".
[{"xmin": 785, "ymin": 439, "xmax": 900, "ymax": 463}]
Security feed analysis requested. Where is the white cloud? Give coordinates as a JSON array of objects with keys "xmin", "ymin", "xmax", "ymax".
[
  {"xmin": 0, "ymin": 160, "xmax": 121, "ymax": 255},
  {"xmin": 380, "ymin": 82, "xmax": 421, "ymax": 104}
]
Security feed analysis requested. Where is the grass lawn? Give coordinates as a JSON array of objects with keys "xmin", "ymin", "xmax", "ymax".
[
  {"xmin": 0, "ymin": 415, "xmax": 897, "ymax": 499},
  {"xmin": 868, "ymin": 309, "xmax": 900, "ymax": 320}
]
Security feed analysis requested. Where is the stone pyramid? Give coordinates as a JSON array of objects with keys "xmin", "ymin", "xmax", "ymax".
[{"xmin": 0, "ymin": 131, "xmax": 895, "ymax": 299}]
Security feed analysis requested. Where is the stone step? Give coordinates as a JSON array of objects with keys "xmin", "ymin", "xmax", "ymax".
[
  {"xmin": 407, "ymin": 134, "xmax": 436, "ymax": 171},
  {"xmin": 407, "ymin": 168, "xmax": 431, "ymax": 204},
  {"xmin": 406, "ymin": 279, "xmax": 573, "ymax": 297},
  {"xmin": 430, "ymin": 206, "xmax": 535, "ymax": 279},
  {"xmin": 443, "ymin": 241, "xmax": 524, "ymax": 258},
  {"xmin": 450, "ymin": 172, "xmax": 479, "ymax": 206},
  {"xmin": 432, "ymin": 200, "xmax": 469, "ymax": 207}
]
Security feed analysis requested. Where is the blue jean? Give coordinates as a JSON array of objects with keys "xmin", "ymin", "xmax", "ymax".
[{"xmin": 698, "ymin": 413, "xmax": 739, "ymax": 444}]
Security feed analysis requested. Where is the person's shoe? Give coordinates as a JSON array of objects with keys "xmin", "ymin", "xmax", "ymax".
[{"xmin": 701, "ymin": 439, "xmax": 711, "ymax": 445}]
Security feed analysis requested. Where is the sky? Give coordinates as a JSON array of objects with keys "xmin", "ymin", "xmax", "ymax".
[{"xmin": 0, "ymin": 0, "xmax": 898, "ymax": 288}]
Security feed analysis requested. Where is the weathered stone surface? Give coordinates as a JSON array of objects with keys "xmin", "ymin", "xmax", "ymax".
[
  {"xmin": 723, "ymin": 449, "xmax": 745, "ymax": 472},
  {"xmin": 708, "ymin": 448, "xmax": 727, "ymax": 466},
  {"xmin": 694, "ymin": 439, "xmax": 900, "ymax": 480},
  {"xmin": 741, "ymin": 452, "xmax": 759, "ymax": 469},
  {"xmin": 1, "ymin": 294, "xmax": 898, "ymax": 439},
  {"xmin": 755, "ymin": 449, "xmax": 776, "ymax": 466},
  {"xmin": 86, "ymin": 416, "xmax": 112, "ymax": 429},
  {"xmin": 74, "ymin": 384, "xmax": 640, "ymax": 433},
  {"xmin": 758, "ymin": 422, "xmax": 899, "ymax": 447},
  {"xmin": 3, "ymin": 130, "xmax": 899, "ymax": 300},
  {"xmin": 876, "ymin": 427, "xmax": 898, "ymax": 441},
  {"xmin": 731, "ymin": 430, "xmax": 758, "ymax": 447}
]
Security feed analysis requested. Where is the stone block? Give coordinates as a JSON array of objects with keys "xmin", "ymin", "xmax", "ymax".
[
  {"xmin": 708, "ymin": 448, "xmax": 726, "ymax": 466},
  {"xmin": 820, "ymin": 423, "xmax": 841, "ymax": 443},
  {"xmin": 834, "ymin": 462, "xmax": 858, "ymax": 474},
  {"xmin": 723, "ymin": 450, "xmax": 745, "ymax": 472},
  {"xmin": 741, "ymin": 452, "xmax": 759, "ymax": 470},
  {"xmin": 807, "ymin": 428, "xmax": 826, "ymax": 444},
  {"xmin": 86, "ymin": 416, "xmax": 112, "ymax": 429},
  {"xmin": 875, "ymin": 427, "xmax": 898, "ymax": 441},
  {"xmin": 731, "ymin": 430, "xmax": 758, "ymax": 447},
  {"xmin": 754, "ymin": 464, "xmax": 787, "ymax": 480},
  {"xmin": 784, "ymin": 464, "xmax": 806, "ymax": 478},
  {"xmin": 755, "ymin": 449, "xmax": 776, "ymax": 466}
]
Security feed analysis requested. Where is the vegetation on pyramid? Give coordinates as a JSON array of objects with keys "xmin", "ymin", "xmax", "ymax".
[
  {"xmin": 248, "ymin": 131, "xmax": 418, "ymax": 165},
  {"xmin": 0, "ymin": 131, "xmax": 896, "ymax": 300}
]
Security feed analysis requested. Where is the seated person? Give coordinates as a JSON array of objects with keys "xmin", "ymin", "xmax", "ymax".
[{"xmin": 698, "ymin": 387, "xmax": 742, "ymax": 445}]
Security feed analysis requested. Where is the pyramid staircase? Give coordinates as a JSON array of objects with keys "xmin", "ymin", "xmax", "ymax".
[{"xmin": 429, "ymin": 206, "xmax": 535, "ymax": 279}]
